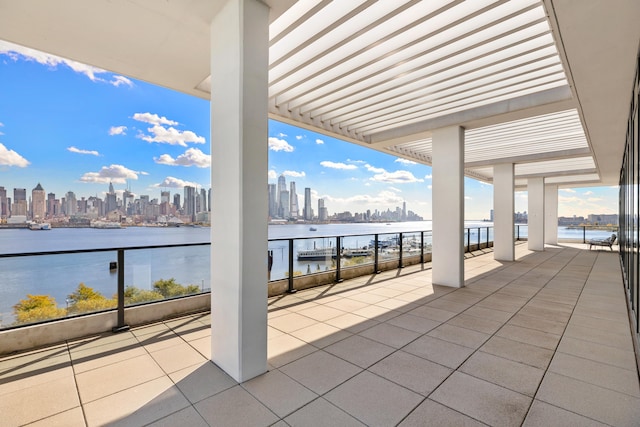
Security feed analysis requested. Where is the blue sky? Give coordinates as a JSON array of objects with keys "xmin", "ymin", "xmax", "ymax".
[{"xmin": 0, "ymin": 40, "xmax": 618, "ymax": 220}]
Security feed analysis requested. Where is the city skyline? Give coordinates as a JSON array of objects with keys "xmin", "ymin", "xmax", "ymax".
[{"xmin": 0, "ymin": 40, "xmax": 619, "ymax": 220}]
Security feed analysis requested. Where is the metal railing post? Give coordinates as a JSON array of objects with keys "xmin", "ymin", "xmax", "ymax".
[
  {"xmin": 516, "ymin": 225, "xmax": 520, "ymax": 241},
  {"xmin": 477, "ymin": 227, "xmax": 481, "ymax": 250},
  {"xmin": 583, "ymin": 226, "xmax": 586, "ymax": 243},
  {"xmin": 486, "ymin": 227, "xmax": 490, "ymax": 248},
  {"xmin": 112, "ymin": 249, "xmax": 129, "ymax": 332},
  {"xmin": 398, "ymin": 233, "xmax": 403, "ymax": 268},
  {"xmin": 374, "ymin": 234, "xmax": 380, "ymax": 273},
  {"xmin": 287, "ymin": 239, "xmax": 296, "ymax": 293},
  {"xmin": 420, "ymin": 231, "xmax": 424, "ymax": 264},
  {"xmin": 466, "ymin": 228, "xmax": 470, "ymax": 253},
  {"xmin": 335, "ymin": 236, "xmax": 343, "ymax": 282}
]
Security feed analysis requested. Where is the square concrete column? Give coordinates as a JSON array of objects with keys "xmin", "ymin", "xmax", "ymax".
[
  {"xmin": 545, "ymin": 184, "xmax": 558, "ymax": 245},
  {"xmin": 210, "ymin": 0, "xmax": 269, "ymax": 382},
  {"xmin": 527, "ymin": 178, "xmax": 545, "ymax": 251},
  {"xmin": 432, "ymin": 126, "xmax": 464, "ymax": 287},
  {"xmin": 493, "ymin": 163, "xmax": 514, "ymax": 261}
]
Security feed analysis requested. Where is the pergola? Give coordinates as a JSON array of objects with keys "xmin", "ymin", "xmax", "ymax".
[{"xmin": 1, "ymin": 0, "xmax": 638, "ymax": 381}]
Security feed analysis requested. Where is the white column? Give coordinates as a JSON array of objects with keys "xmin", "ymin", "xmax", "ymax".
[
  {"xmin": 432, "ymin": 126, "xmax": 464, "ymax": 287},
  {"xmin": 544, "ymin": 184, "xmax": 558, "ymax": 245},
  {"xmin": 527, "ymin": 178, "xmax": 545, "ymax": 251},
  {"xmin": 210, "ymin": 0, "xmax": 269, "ymax": 382},
  {"xmin": 493, "ymin": 163, "xmax": 514, "ymax": 261}
]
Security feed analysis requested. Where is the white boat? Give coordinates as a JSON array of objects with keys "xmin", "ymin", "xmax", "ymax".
[
  {"xmin": 28, "ymin": 222, "xmax": 51, "ymax": 230},
  {"xmin": 297, "ymin": 247, "xmax": 336, "ymax": 260},
  {"xmin": 342, "ymin": 248, "xmax": 373, "ymax": 258},
  {"xmin": 91, "ymin": 221, "xmax": 122, "ymax": 229}
]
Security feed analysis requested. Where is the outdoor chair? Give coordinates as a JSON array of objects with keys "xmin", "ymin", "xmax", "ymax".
[{"xmin": 588, "ymin": 233, "xmax": 617, "ymax": 250}]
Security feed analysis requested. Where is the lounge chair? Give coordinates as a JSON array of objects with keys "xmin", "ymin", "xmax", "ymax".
[{"xmin": 588, "ymin": 233, "xmax": 617, "ymax": 250}]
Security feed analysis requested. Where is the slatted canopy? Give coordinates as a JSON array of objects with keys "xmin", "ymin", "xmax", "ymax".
[{"xmin": 0, "ymin": 0, "xmax": 638, "ymax": 188}]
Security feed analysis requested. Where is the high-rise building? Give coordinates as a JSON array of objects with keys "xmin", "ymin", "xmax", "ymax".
[
  {"xmin": 318, "ymin": 198, "xmax": 328, "ymax": 221},
  {"xmin": 0, "ymin": 186, "xmax": 7, "ymax": 218},
  {"xmin": 277, "ymin": 175, "xmax": 286, "ymax": 218},
  {"xmin": 173, "ymin": 193, "xmax": 181, "ymax": 211},
  {"xmin": 47, "ymin": 193, "xmax": 56, "ymax": 217},
  {"xmin": 268, "ymin": 184, "xmax": 277, "ymax": 217},
  {"xmin": 199, "ymin": 188, "xmax": 207, "ymax": 212},
  {"xmin": 105, "ymin": 182, "xmax": 117, "ymax": 214},
  {"xmin": 12, "ymin": 188, "xmax": 27, "ymax": 216},
  {"xmin": 289, "ymin": 182, "xmax": 299, "ymax": 218},
  {"xmin": 279, "ymin": 190, "xmax": 290, "ymax": 218},
  {"xmin": 402, "ymin": 201, "xmax": 407, "ymax": 221},
  {"xmin": 184, "ymin": 186, "xmax": 196, "ymax": 220},
  {"xmin": 31, "ymin": 183, "xmax": 46, "ymax": 220},
  {"xmin": 65, "ymin": 191, "xmax": 77, "ymax": 216},
  {"xmin": 304, "ymin": 187, "xmax": 313, "ymax": 220}
]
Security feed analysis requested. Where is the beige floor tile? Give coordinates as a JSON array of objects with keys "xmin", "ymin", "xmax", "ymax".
[
  {"xmin": 403, "ymin": 335, "xmax": 475, "ymax": 369},
  {"xmin": 425, "ymin": 298, "xmax": 470, "ymax": 313},
  {"xmin": 352, "ymin": 304, "xmax": 401, "ymax": 321},
  {"xmin": 408, "ymin": 305, "xmax": 457, "ymax": 322},
  {"xmin": 324, "ymin": 312, "xmax": 378, "ymax": 333},
  {"xmin": 296, "ymin": 304, "xmax": 345, "ymax": 322},
  {"xmin": 556, "ymin": 336, "xmax": 638, "ymax": 371},
  {"xmin": 427, "ymin": 323, "xmax": 490, "ymax": 349},
  {"xmin": 75, "ymin": 354, "xmax": 165, "ymax": 403},
  {"xmin": 67, "ymin": 332, "xmax": 135, "ymax": 353},
  {"xmin": 290, "ymin": 322, "xmax": 351, "ymax": 348},
  {"xmin": 386, "ymin": 313, "xmax": 441, "ymax": 334},
  {"xmin": 137, "ymin": 333, "xmax": 184, "ymax": 353},
  {"xmin": 463, "ymin": 305, "xmax": 514, "ymax": 322},
  {"xmin": 369, "ymin": 350, "xmax": 451, "ymax": 396},
  {"xmin": 568, "ymin": 313, "xmax": 632, "ymax": 336},
  {"xmin": 150, "ymin": 341, "xmax": 207, "ymax": 374},
  {"xmin": 431, "ymin": 372, "xmax": 531, "ymax": 427},
  {"xmin": 522, "ymin": 400, "xmax": 607, "ymax": 427},
  {"xmin": 507, "ymin": 313, "xmax": 567, "ymax": 335},
  {"xmin": 25, "ymin": 406, "xmax": 85, "ymax": 427},
  {"xmin": 243, "ymin": 369, "xmax": 317, "ymax": 418},
  {"xmin": 130, "ymin": 322, "xmax": 172, "ymax": 338},
  {"xmin": 480, "ymin": 336, "xmax": 554, "ymax": 369},
  {"xmin": 518, "ymin": 305, "xmax": 572, "ymax": 323},
  {"xmin": 146, "ymin": 406, "xmax": 209, "ymax": 427},
  {"xmin": 446, "ymin": 312, "xmax": 504, "ymax": 334},
  {"xmin": 346, "ymin": 292, "xmax": 388, "ymax": 304},
  {"xmin": 0, "ymin": 344, "xmax": 69, "ymax": 369},
  {"xmin": 496, "ymin": 324, "xmax": 561, "ymax": 350},
  {"xmin": 374, "ymin": 297, "xmax": 417, "ymax": 312},
  {"xmin": 564, "ymin": 323, "xmax": 634, "ymax": 351},
  {"xmin": 194, "ymin": 385, "xmax": 279, "ymax": 427},
  {"xmin": 169, "ymin": 362, "xmax": 237, "ymax": 404},
  {"xmin": 324, "ymin": 298, "xmax": 370, "ymax": 313},
  {"xmin": 399, "ymin": 399, "xmax": 486, "ymax": 427},
  {"xmin": 324, "ymin": 335, "xmax": 395, "ymax": 369},
  {"xmin": 0, "ymin": 375, "xmax": 80, "ymax": 426},
  {"xmin": 460, "ymin": 351, "xmax": 545, "ymax": 397},
  {"xmin": 267, "ymin": 334, "xmax": 317, "ymax": 368},
  {"xmin": 548, "ymin": 352, "xmax": 640, "ymax": 397},
  {"xmin": 536, "ymin": 372, "xmax": 640, "ymax": 426},
  {"xmin": 269, "ymin": 312, "xmax": 320, "ymax": 333},
  {"xmin": 188, "ymin": 335, "xmax": 212, "ymax": 359},
  {"xmin": 0, "ymin": 360, "xmax": 73, "ymax": 396},
  {"xmin": 284, "ymin": 397, "xmax": 366, "ymax": 427},
  {"xmin": 359, "ymin": 323, "xmax": 420, "ymax": 349},
  {"xmin": 325, "ymin": 371, "xmax": 423, "ymax": 427},
  {"xmin": 83, "ymin": 376, "xmax": 190, "ymax": 427}
]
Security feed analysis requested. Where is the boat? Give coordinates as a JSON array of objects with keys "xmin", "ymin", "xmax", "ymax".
[
  {"xmin": 297, "ymin": 246, "xmax": 336, "ymax": 260},
  {"xmin": 342, "ymin": 248, "xmax": 373, "ymax": 258},
  {"xmin": 91, "ymin": 221, "xmax": 122, "ymax": 229},
  {"xmin": 309, "ymin": 227, "xmax": 317, "ymax": 231},
  {"xmin": 28, "ymin": 222, "xmax": 51, "ymax": 230}
]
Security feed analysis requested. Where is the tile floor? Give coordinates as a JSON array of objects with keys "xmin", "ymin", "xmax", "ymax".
[{"xmin": 1, "ymin": 244, "xmax": 639, "ymax": 426}]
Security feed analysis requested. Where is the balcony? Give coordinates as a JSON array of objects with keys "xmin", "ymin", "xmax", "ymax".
[{"xmin": 1, "ymin": 243, "xmax": 639, "ymax": 426}]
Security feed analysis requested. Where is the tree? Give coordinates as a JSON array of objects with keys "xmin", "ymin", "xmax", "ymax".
[
  {"xmin": 152, "ymin": 278, "xmax": 200, "ymax": 298},
  {"xmin": 123, "ymin": 286, "xmax": 164, "ymax": 305},
  {"xmin": 67, "ymin": 283, "xmax": 117, "ymax": 314},
  {"xmin": 13, "ymin": 294, "xmax": 66, "ymax": 324}
]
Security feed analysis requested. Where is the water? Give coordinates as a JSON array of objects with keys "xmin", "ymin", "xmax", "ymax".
[{"xmin": 0, "ymin": 222, "xmax": 615, "ymax": 326}]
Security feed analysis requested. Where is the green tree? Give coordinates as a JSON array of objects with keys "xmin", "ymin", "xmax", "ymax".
[
  {"xmin": 13, "ymin": 294, "xmax": 67, "ymax": 324},
  {"xmin": 152, "ymin": 278, "xmax": 199, "ymax": 298},
  {"xmin": 123, "ymin": 286, "xmax": 164, "ymax": 305},
  {"xmin": 67, "ymin": 283, "xmax": 117, "ymax": 314}
]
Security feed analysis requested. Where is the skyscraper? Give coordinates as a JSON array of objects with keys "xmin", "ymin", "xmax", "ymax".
[
  {"xmin": 65, "ymin": 191, "xmax": 77, "ymax": 216},
  {"xmin": 279, "ymin": 189, "xmax": 290, "ymax": 218},
  {"xmin": 0, "ymin": 186, "xmax": 7, "ymax": 218},
  {"xmin": 268, "ymin": 184, "xmax": 277, "ymax": 217},
  {"xmin": 304, "ymin": 187, "xmax": 313, "ymax": 220},
  {"xmin": 277, "ymin": 174, "xmax": 286, "ymax": 218},
  {"xmin": 47, "ymin": 192, "xmax": 56, "ymax": 217},
  {"xmin": 318, "ymin": 198, "xmax": 328, "ymax": 221},
  {"xmin": 105, "ymin": 182, "xmax": 117, "ymax": 214},
  {"xmin": 184, "ymin": 186, "xmax": 196, "ymax": 221},
  {"xmin": 289, "ymin": 182, "xmax": 299, "ymax": 218},
  {"xmin": 31, "ymin": 183, "xmax": 46, "ymax": 220},
  {"xmin": 12, "ymin": 188, "xmax": 27, "ymax": 216}
]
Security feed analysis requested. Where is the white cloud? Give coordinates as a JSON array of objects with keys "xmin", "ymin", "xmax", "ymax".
[
  {"xmin": 347, "ymin": 159, "xmax": 366, "ymax": 164},
  {"xmin": 364, "ymin": 163, "xmax": 386, "ymax": 173},
  {"xmin": 587, "ymin": 197, "xmax": 603, "ymax": 202},
  {"xmin": 268, "ymin": 170, "xmax": 277, "ymax": 179},
  {"xmin": 583, "ymin": 191, "xmax": 594, "ymax": 195},
  {"xmin": 424, "ymin": 174, "xmax": 432, "ymax": 179},
  {"xmin": 561, "ymin": 188, "xmax": 576, "ymax": 193},
  {"xmin": 277, "ymin": 133, "xmax": 287, "ymax": 137},
  {"xmin": 388, "ymin": 187, "xmax": 402, "ymax": 193},
  {"xmin": 0, "ymin": 122, "xmax": 3, "ymax": 136},
  {"xmin": 268, "ymin": 137, "xmax": 294, "ymax": 152},
  {"xmin": 322, "ymin": 190, "xmax": 404, "ymax": 206},
  {"xmin": 67, "ymin": 146, "xmax": 99, "ymax": 156},
  {"xmin": 0, "ymin": 40, "xmax": 133, "ymax": 87},
  {"xmin": 109, "ymin": 126, "xmax": 127, "ymax": 136},
  {"xmin": 154, "ymin": 148, "xmax": 210, "ymax": 168},
  {"xmin": 320, "ymin": 161, "xmax": 357, "ymax": 170},
  {"xmin": 427, "ymin": 185, "xmax": 432, "ymax": 189},
  {"xmin": 283, "ymin": 170, "xmax": 305, "ymax": 178},
  {"xmin": 465, "ymin": 196, "xmax": 472, "ymax": 200},
  {"xmin": 395, "ymin": 157, "xmax": 416, "ymax": 165},
  {"xmin": 316, "ymin": 139, "xmax": 324, "ymax": 145},
  {"xmin": 153, "ymin": 176, "xmax": 199, "ymax": 189},
  {"xmin": 370, "ymin": 170, "xmax": 424, "ymax": 184},
  {"xmin": 132, "ymin": 112, "xmax": 179, "ymax": 126},
  {"xmin": 296, "ymin": 135, "xmax": 303, "ymax": 140},
  {"xmin": 79, "ymin": 164, "xmax": 138, "ymax": 184},
  {"xmin": 138, "ymin": 125, "xmax": 205, "ymax": 147},
  {"xmin": 0, "ymin": 143, "xmax": 29, "ymax": 167}
]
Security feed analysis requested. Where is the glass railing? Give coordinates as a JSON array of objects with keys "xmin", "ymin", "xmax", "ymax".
[
  {"xmin": 1, "ymin": 227, "xmax": 496, "ymax": 330},
  {"xmin": 515, "ymin": 224, "xmax": 618, "ymax": 243}
]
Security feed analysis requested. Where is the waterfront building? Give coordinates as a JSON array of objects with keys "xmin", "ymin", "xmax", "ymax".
[
  {"xmin": 173, "ymin": 193, "xmax": 181, "ymax": 211},
  {"xmin": 11, "ymin": 188, "xmax": 27, "ymax": 217},
  {"xmin": 289, "ymin": 181, "xmax": 298, "ymax": 218},
  {"xmin": 183, "ymin": 185, "xmax": 196, "ymax": 221},
  {"xmin": 0, "ymin": 186, "xmax": 8, "ymax": 219},
  {"xmin": 303, "ymin": 187, "xmax": 313, "ymax": 220},
  {"xmin": 267, "ymin": 183, "xmax": 277, "ymax": 217},
  {"xmin": 276, "ymin": 174, "xmax": 286, "ymax": 218},
  {"xmin": 279, "ymin": 189, "xmax": 289, "ymax": 218},
  {"xmin": 1, "ymin": 3, "xmax": 640, "ymax": 425},
  {"xmin": 64, "ymin": 191, "xmax": 77, "ymax": 216},
  {"xmin": 46, "ymin": 192, "xmax": 57, "ymax": 218},
  {"xmin": 318, "ymin": 198, "xmax": 328, "ymax": 221}
]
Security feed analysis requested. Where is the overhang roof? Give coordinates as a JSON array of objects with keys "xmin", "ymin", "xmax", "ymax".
[{"xmin": 0, "ymin": 0, "xmax": 638, "ymax": 187}]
